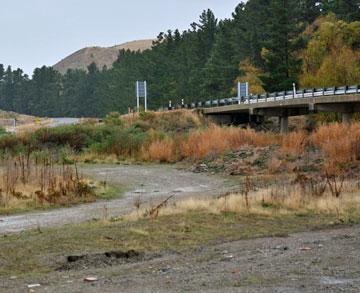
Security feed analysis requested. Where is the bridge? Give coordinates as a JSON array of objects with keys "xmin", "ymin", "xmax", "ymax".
[{"xmin": 176, "ymin": 85, "xmax": 360, "ymax": 133}]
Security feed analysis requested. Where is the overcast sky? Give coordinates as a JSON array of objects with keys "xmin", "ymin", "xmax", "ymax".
[{"xmin": 1, "ymin": 0, "xmax": 241, "ymax": 75}]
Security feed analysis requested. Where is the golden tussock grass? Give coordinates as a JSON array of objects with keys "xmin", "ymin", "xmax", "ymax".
[
  {"xmin": 126, "ymin": 181, "xmax": 360, "ymax": 222},
  {"xmin": 179, "ymin": 125, "xmax": 280, "ymax": 161},
  {"xmin": 142, "ymin": 138, "xmax": 177, "ymax": 162},
  {"xmin": 281, "ymin": 130, "xmax": 308, "ymax": 156},
  {"xmin": 311, "ymin": 122, "xmax": 360, "ymax": 164}
]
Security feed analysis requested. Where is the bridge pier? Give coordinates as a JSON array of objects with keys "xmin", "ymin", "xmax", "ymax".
[
  {"xmin": 279, "ymin": 116, "xmax": 289, "ymax": 134},
  {"xmin": 342, "ymin": 112, "xmax": 353, "ymax": 124}
]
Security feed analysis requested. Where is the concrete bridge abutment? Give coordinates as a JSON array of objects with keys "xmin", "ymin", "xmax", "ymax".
[
  {"xmin": 279, "ymin": 116, "xmax": 289, "ymax": 134},
  {"xmin": 342, "ymin": 112, "xmax": 353, "ymax": 124}
]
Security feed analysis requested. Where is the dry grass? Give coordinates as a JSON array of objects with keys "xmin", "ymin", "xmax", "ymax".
[
  {"xmin": 77, "ymin": 152, "xmax": 121, "ymax": 164},
  {"xmin": 281, "ymin": 130, "xmax": 308, "ymax": 156},
  {"xmin": 0, "ymin": 155, "xmax": 95, "ymax": 212},
  {"xmin": 126, "ymin": 180, "xmax": 360, "ymax": 222},
  {"xmin": 312, "ymin": 122, "xmax": 360, "ymax": 165},
  {"xmin": 122, "ymin": 109, "xmax": 204, "ymax": 132},
  {"xmin": 180, "ymin": 125, "xmax": 280, "ymax": 161},
  {"xmin": 142, "ymin": 138, "xmax": 177, "ymax": 162}
]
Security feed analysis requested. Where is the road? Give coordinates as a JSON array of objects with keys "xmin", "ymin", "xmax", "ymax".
[{"xmin": 48, "ymin": 117, "xmax": 80, "ymax": 127}]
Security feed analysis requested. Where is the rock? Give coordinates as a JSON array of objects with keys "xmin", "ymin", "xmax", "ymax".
[
  {"xmin": 172, "ymin": 188, "xmax": 184, "ymax": 193},
  {"xmin": 275, "ymin": 245, "xmax": 289, "ymax": 251},
  {"xmin": 222, "ymin": 254, "xmax": 234, "ymax": 261},
  {"xmin": 27, "ymin": 284, "xmax": 41, "ymax": 288},
  {"xmin": 84, "ymin": 277, "xmax": 98, "ymax": 282}
]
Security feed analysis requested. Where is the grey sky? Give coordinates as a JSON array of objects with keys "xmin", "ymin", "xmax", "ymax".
[{"xmin": 1, "ymin": 0, "xmax": 241, "ymax": 75}]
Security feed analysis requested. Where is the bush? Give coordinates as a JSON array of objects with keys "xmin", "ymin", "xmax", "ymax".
[
  {"xmin": 32, "ymin": 125, "xmax": 95, "ymax": 151},
  {"xmin": 89, "ymin": 126, "xmax": 148, "ymax": 158},
  {"xmin": 104, "ymin": 112, "xmax": 124, "ymax": 126}
]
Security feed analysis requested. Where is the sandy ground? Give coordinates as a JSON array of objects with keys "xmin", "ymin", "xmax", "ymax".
[
  {"xmin": 1, "ymin": 225, "xmax": 359, "ymax": 292},
  {"xmin": 0, "ymin": 164, "xmax": 235, "ymax": 234}
]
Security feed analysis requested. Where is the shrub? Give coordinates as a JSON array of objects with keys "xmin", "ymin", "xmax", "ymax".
[
  {"xmin": 89, "ymin": 126, "xmax": 148, "ymax": 158},
  {"xmin": 32, "ymin": 125, "xmax": 95, "ymax": 151},
  {"xmin": 104, "ymin": 112, "xmax": 124, "ymax": 126}
]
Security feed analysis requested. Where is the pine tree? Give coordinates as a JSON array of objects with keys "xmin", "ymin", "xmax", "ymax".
[
  {"xmin": 322, "ymin": 0, "xmax": 360, "ymax": 21},
  {"xmin": 260, "ymin": 0, "xmax": 304, "ymax": 92},
  {"xmin": 298, "ymin": 0, "xmax": 322, "ymax": 23}
]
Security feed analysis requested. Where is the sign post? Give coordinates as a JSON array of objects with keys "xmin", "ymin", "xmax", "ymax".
[
  {"xmin": 136, "ymin": 81, "xmax": 148, "ymax": 112},
  {"xmin": 237, "ymin": 82, "xmax": 249, "ymax": 104}
]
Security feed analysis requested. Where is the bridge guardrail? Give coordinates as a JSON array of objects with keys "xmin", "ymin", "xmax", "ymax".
[{"xmin": 168, "ymin": 85, "xmax": 359, "ymax": 110}]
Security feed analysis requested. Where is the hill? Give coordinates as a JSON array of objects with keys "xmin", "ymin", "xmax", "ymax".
[{"xmin": 53, "ymin": 39, "xmax": 154, "ymax": 74}]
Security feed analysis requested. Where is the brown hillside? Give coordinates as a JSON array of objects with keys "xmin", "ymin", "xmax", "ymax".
[{"xmin": 53, "ymin": 39, "xmax": 154, "ymax": 74}]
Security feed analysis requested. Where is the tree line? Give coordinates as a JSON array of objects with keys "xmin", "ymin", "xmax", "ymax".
[{"xmin": 0, "ymin": 0, "xmax": 359, "ymax": 117}]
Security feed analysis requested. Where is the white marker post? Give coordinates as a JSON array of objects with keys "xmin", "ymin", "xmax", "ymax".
[{"xmin": 293, "ymin": 83, "xmax": 296, "ymax": 98}]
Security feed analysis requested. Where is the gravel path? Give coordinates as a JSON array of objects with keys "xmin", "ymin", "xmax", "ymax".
[
  {"xmin": 0, "ymin": 164, "xmax": 235, "ymax": 234},
  {"xmin": 2, "ymin": 225, "xmax": 359, "ymax": 292}
]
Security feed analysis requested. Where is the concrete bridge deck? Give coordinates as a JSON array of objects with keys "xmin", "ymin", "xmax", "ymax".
[{"xmin": 196, "ymin": 86, "xmax": 360, "ymax": 133}]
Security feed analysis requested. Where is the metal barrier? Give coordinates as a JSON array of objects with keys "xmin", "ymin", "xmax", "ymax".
[{"xmin": 174, "ymin": 85, "xmax": 360, "ymax": 110}]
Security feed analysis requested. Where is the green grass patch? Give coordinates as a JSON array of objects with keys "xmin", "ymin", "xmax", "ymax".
[{"xmin": 95, "ymin": 183, "xmax": 127, "ymax": 200}]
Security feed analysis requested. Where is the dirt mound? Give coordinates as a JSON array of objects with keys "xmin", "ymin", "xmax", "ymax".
[
  {"xmin": 60, "ymin": 250, "xmax": 148, "ymax": 270},
  {"xmin": 190, "ymin": 146, "xmax": 277, "ymax": 176}
]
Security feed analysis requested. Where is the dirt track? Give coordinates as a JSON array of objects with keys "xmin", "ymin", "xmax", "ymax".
[{"xmin": 0, "ymin": 164, "xmax": 235, "ymax": 234}]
